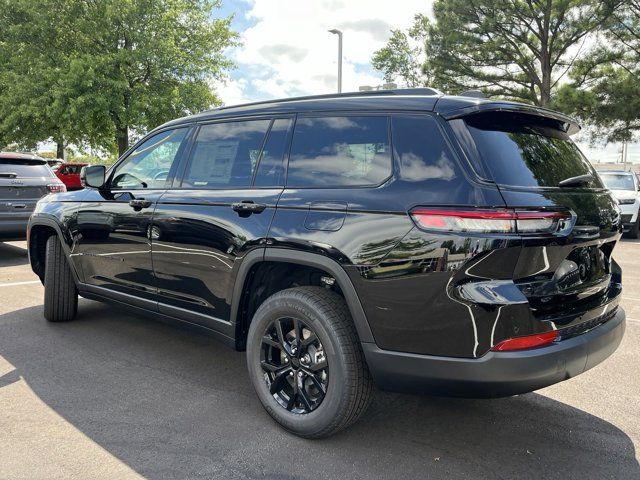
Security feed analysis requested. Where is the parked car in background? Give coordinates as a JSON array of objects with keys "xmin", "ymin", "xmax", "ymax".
[
  {"xmin": 28, "ymin": 89, "xmax": 626, "ymax": 438},
  {"xmin": 598, "ymin": 170, "xmax": 640, "ymax": 238},
  {"xmin": 46, "ymin": 159, "xmax": 64, "ymax": 172},
  {"xmin": 1, "ymin": 152, "xmax": 66, "ymax": 241},
  {"xmin": 56, "ymin": 163, "xmax": 89, "ymax": 190}
]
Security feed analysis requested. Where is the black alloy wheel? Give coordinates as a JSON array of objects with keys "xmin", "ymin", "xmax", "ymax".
[
  {"xmin": 261, "ymin": 316, "xmax": 329, "ymax": 414},
  {"xmin": 247, "ymin": 286, "xmax": 373, "ymax": 438}
]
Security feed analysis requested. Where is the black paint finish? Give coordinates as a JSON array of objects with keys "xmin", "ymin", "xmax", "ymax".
[
  {"xmin": 28, "ymin": 91, "xmax": 624, "ymax": 383},
  {"xmin": 151, "ymin": 187, "xmax": 282, "ymax": 326},
  {"xmin": 74, "ymin": 188, "xmax": 164, "ymax": 307}
]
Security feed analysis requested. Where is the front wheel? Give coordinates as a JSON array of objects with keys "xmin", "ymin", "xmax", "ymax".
[
  {"xmin": 246, "ymin": 286, "xmax": 373, "ymax": 438},
  {"xmin": 44, "ymin": 236, "xmax": 78, "ymax": 322}
]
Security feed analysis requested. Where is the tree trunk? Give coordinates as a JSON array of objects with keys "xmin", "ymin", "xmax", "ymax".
[
  {"xmin": 56, "ymin": 138, "xmax": 65, "ymax": 160},
  {"xmin": 539, "ymin": 0, "xmax": 552, "ymax": 108},
  {"xmin": 116, "ymin": 126, "xmax": 129, "ymax": 157},
  {"xmin": 540, "ymin": 67, "xmax": 551, "ymax": 107}
]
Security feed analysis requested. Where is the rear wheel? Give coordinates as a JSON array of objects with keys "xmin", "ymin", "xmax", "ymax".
[
  {"xmin": 246, "ymin": 286, "xmax": 373, "ymax": 438},
  {"xmin": 44, "ymin": 236, "xmax": 78, "ymax": 322}
]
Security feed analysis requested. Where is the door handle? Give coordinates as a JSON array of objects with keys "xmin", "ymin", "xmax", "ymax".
[
  {"xmin": 129, "ymin": 198, "xmax": 152, "ymax": 211},
  {"xmin": 231, "ymin": 201, "xmax": 267, "ymax": 216}
]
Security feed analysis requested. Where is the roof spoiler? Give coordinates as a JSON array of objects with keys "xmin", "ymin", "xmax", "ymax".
[
  {"xmin": 440, "ymin": 102, "xmax": 581, "ymax": 135},
  {"xmin": 0, "ymin": 157, "xmax": 48, "ymax": 164}
]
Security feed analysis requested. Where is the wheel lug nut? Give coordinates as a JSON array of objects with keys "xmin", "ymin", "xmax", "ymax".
[
  {"xmin": 284, "ymin": 357, "xmax": 288, "ymax": 362},
  {"xmin": 289, "ymin": 371, "xmax": 294, "ymax": 377},
  {"xmin": 297, "ymin": 371, "xmax": 303, "ymax": 378}
]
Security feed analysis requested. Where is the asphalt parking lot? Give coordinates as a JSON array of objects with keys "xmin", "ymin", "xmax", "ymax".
[{"xmin": 0, "ymin": 239, "xmax": 638, "ymax": 480}]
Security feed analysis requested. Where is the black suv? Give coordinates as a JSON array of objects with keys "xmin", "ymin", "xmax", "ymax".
[{"xmin": 27, "ymin": 89, "xmax": 626, "ymax": 438}]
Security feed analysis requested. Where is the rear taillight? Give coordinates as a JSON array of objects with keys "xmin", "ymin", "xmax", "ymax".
[
  {"xmin": 47, "ymin": 183, "xmax": 66, "ymax": 193},
  {"xmin": 409, "ymin": 208, "xmax": 572, "ymax": 235},
  {"xmin": 491, "ymin": 330, "xmax": 558, "ymax": 351}
]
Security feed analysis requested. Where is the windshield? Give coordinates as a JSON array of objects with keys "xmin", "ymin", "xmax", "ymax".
[
  {"xmin": 599, "ymin": 173, "xmax": 636, "ymax": 191},
  {"xmin": 0, "ymin": 160, "xmax": 54, "ymax": 178},
  {"xmin": 457, "ymin": 112, "xmax": 602, "ymax": 189}
]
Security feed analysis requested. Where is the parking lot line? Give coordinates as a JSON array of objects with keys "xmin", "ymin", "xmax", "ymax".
[
  {"xmin": 622, "ymin": 296, "xmax": 640, "ymax": 302},
  {"xmin": 0, "ymin": 280, "xmax": 41, "ymax": 288}
]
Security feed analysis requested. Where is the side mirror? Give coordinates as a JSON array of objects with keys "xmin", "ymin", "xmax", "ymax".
[{"xmin": 81, "ymin": 165, "xmax": 106, "ymax": 189}]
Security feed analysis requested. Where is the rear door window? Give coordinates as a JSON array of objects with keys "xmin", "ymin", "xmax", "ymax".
[
  {"xmin": 183, "ymin": 120, "xmax": 271, "ymax": 188},
  {"xmin": 455, "ymin": 112, "xmax": 601, "ymax": 188},
  {"xmin": 0, "ymin": 160, "xmax": 53, "ymax": 178},
  {"xmin": 286, "ymin": 115, "xmax": 391, "ymax": 187},
  {"xmin": 254, "ymin": 118, "xmax": 292, "ymax": 187}
]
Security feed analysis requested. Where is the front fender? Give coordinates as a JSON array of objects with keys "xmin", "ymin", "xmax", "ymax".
[{"xmin": 28, "ymin": 205, "xmax": 82, "ymax": 284}]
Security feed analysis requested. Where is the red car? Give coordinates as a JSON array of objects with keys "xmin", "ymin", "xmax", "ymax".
[{"xmin": 55, "ymin": 163, "xmax": 88, "ymax": 190}]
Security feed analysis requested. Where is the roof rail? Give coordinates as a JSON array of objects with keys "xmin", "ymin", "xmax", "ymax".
[{"xmin": 215, "ymin": 87, "xmax": 443, "ymax": 111}]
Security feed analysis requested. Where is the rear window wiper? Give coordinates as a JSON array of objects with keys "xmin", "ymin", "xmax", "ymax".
[{"xmin": 558, "ymin": 173, "xmax": 594, "ymax": 188}]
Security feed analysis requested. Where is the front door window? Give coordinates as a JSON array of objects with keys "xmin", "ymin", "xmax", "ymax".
[{"xmin": 111, "ymin": 129, "xmax": 188, "ymax": 190}]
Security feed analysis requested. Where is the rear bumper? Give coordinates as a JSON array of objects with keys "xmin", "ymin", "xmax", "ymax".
[
  {"xmin": 363, "ymin": 308, "xmax": 625, "ymax": 397},
  {"xmin": 0, "ymin": 217, "xmax": 29, "ymax": 239}
]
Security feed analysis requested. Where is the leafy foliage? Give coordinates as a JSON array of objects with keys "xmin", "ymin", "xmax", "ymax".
[
  {"xmin": 372, "ymin": 14, "xmax": 430, "ymax": 87},
  {"xmin": 0, "ymin": 0, "xmax": 238, "ymax": 156},
  {"xmin": 373, "ymin": 0, "xmax": 619, "ymax": 107},
  {"xmin": 556, "ymin": 2, "xmax": 640, "ymax": 142}
]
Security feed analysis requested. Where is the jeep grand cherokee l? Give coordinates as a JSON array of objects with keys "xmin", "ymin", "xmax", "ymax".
[
  {"xmin": 1, "ymin": 152, "xmax": 66, "ymax": 241},
  {"xmin": 27, "ymin": 89, "xmax": 626, "ymax": 438}
]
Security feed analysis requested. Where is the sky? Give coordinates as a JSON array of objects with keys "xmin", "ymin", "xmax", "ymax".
[
  {"xmin": 212, "ymin": 0, "xmax": 637, "ymax": 165},
  {"xmin": 213, "ymin": 0, "xmax": 433, "ymax": 104},
  {"xmin": 35, "ymin": 0, "xmax": 635, "ymax": 164}
]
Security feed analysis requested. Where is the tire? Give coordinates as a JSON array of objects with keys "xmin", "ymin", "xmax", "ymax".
[
  {"xmin": 246, "ymin": 286, "xmax": 373, "ymax": 438},
  {"xmin": 44, "ymin": 236, "xmax": 78, "ymax": 322}
]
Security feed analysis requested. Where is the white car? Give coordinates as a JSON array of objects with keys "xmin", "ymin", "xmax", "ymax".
[{"xmin": 599, "ymin": 170, "xmax": 640, "ymax": 238}]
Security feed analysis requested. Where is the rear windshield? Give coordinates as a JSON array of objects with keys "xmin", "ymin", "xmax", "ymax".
[
  {"xmin": 457, "ymin": 112, "xmax": 601, "ymax": 188},
  {"xmin": 599, "ymin": 173, "xmax": 636, "ymax": 191},
  {"xmin": 59, "ymin": 164, "xmax": 85, "ymax": 175},
  {"xmin": 0, "ymin": 160, "xmax": 54, "ymax": 178}
]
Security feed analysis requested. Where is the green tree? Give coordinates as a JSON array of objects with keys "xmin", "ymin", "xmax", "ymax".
[
  {"xmin": 0, "ymin": 0, "xmax": 237, "ymax": 157},
  {"xmin": 373, "ymin": 0, "xmax": 618, "ymax": 107},
  {"xmin": 372, "ymin": 14, "xmax": 430, "ymax": 87},
  {"xmin": 0, "ymin": 1, "xmax": 83, "ymax": 156},
  {"xmin": 556, "ymin": 2, "xmax": 640, "ymax": 142}
]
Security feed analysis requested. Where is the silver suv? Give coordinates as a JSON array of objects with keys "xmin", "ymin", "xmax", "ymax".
[
  {"xmin": 599, "ymin": 170, "xmax": 640, "ymax": 238},
  {"xmin": 0, "ymin": 152, "xmax": 66, "ymax": 241}
]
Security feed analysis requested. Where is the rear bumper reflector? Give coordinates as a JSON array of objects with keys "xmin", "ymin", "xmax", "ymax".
[{"xmin": 491, "ymin": 330, "xmax": 558, "ymax": 351}]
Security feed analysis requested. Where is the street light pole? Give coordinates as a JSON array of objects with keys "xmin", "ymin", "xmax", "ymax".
[{"xmin": 328, "ymin": 29, "xmax": 342, "ymax": 93}]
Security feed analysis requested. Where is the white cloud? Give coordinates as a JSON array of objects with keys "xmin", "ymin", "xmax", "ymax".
[
  {"xmin": 215, "ymin": 77, "xmax": 252, "ymax": 106},
  {"xmin": 217, "ymin": 0, "xmax": 434, "ymax": 105}
]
